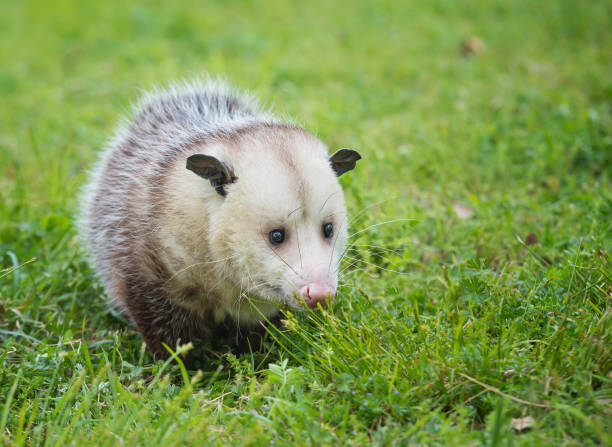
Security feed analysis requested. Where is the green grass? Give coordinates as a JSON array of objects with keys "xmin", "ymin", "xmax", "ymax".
[{"xmin": 1, "ymin": 0, "xmax": 611, "ymax": 445}]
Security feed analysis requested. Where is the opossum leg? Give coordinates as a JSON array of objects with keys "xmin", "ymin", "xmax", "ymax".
[
  {"xmin": 123, "ymin": 281, "xmax": 204, "ymax": 364},
  {"xmin": 215, "ymin": 313, "xmax": 282, "ymax": 354}
]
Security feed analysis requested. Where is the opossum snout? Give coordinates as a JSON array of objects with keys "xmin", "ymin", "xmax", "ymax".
[{"xmin": 300, "ymin": 283, "xmax": 335, "ymax": 308}]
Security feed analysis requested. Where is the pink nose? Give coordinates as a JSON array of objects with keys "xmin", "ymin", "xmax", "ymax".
[{"xmin": 300, "ymin": 284, "xmax": 335, "ymax": 308}]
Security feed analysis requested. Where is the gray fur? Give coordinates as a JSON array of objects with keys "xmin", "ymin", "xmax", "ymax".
[{"xmin": 79, "ymin": 78, "xmax": 284, "ymax": 357}]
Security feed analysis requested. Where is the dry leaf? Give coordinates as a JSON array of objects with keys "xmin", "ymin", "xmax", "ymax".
[
  {"xmin": 461, "ymin": 36, "xmax": 485, "ymax": 56},
  {"xmin": 547, "ymin": 176, "xmax": 560, "ymax": 192},
  {"xmin": 453, "ymin": 203, "xmax": 474, "ymax": 220},
  {"xmin": 510, "ymin": 416, "xmax": 534, "ymax": 432},
  {"xmin": 525, "ymin": 232, "xmax": 539, "ymax": 245}
]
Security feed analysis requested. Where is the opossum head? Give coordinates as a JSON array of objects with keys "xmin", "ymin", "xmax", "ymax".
[{"xmin": 187, "ymin": 125, "xmax": 361, "ymax": 309}]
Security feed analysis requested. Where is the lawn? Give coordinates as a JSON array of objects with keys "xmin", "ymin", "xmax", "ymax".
[{"xmin": 1, "ymin": 0, "xmax": 611, "ymax": 445}]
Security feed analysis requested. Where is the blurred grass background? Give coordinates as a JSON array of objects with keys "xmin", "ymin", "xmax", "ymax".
[{"xmin": 0, "ymin": 0, "xmax": 611, "ymax": 445}]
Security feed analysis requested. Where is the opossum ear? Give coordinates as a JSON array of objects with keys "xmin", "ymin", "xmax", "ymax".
[
  {"xmin": 186, "ymin": 154, "xmax": 235, "ymax": 197},
  {"xmin": 329, "ymin": 148, "xmax": 362, "ymax": 177}
]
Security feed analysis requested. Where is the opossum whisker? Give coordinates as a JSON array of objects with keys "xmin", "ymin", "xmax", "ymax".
[
  {"xmin": 342, "ymin": 244, "xmax": 403, "ymax": 265},
  {"xmin": 243, "ymin": 274, "xmax": 299, "ymax": 308},
  {"xmin": 347, "ymin": 218, "xmax": 415, "ymax": 239},
  {"xmin": 348, "ymin": 197, "xmax": 399, "ymax": 225},
  {"xmin": 341, "ymin": 250, "xmax": 404, "ymax": 271},
  {"xmin": 318, "ymin": 191, "xmax": 340, "ymax": 214},
  {"xmin": 265, "ymin": 240, "xmax": 301, "ymax": 278},
  {"xmin": 237, "ymin": 268, "xmax": 277, "ymax": 303},
  {"xmin": 243, "ymin": 281, "xmax": 276, "ymax": 297},
  {"xmin": 340, "ymin": 267, "xmax": 397, "ymax": 277},
  {"xmin": 337, "ymin": 258, "xmax": 367, "ymax": 275},
  {"xmin": 322, "ymin": 210, "xmax": 345, "ymax": 221},
  {"xmin": 234, "ymin": 267, "xmax": 251, "ymax": 336},
  {"xmin": 335, "ymin": 244, "xmax": 406, "ymax": 275},
  {"xmin": 246, "ymin": 277, "xmax": 292, "ymax": 298},
  {"xmin": 335, "ymin": 233, "xmax": 359, "ymax": 268},
  {"xmin": 337, "ymin": 261, "xmax": 404, "ymax": 277},
  {"xmin": 335, "ymin": 218, "xmax": 414, "ymax": 267},
  {"xmin": 337, "ymin": 254, "xmax": 407, "ymax": 275},
  {"xmin": 240, "ymin": 284, "xmax": 278, "ymax": 311},
  {"xmin": 287, "ymin": 205, "xmax": 304, "ymax": 218},
  {"xmin": 327, "ymin": 218, "xmax": 347, "ymax": 274},
  {"xmin": 335, "ymin": 276, "xmax": 358, "ymax": 290},
  {"xmin": 233, "ymin": 263, "xmax": 264, "ymax": 334},
  {"xmin": 339, "ymin": 266, "xmax": 385, "ymax": 277},
  {"xmin": 164, "ymin": 255, "xmax": 239, "ymax": 285},
  {"xmin": 337, "ymin": 259, "xmax": 363, "ymax": 276},
  {"xmin": 256, "ymin": 222, "xmax": 302, "ymax": 279},
  {"xmin": 294, "ymin": 219, "xmax": 303, "ymax": 271},
  {"xmin": 348, "ymin": 244, "xmax": 405, "ymax": 257}
]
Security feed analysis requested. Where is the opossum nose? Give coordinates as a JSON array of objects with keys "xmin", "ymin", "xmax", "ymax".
[{"xmin": 300, "ymin": 284, "xmax": 335, "ymax": 308}]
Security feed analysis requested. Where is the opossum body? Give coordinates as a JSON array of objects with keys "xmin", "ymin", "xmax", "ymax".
[{"xmin": 80, "ymin": 79, "xmax": 361, "ymax": 360}]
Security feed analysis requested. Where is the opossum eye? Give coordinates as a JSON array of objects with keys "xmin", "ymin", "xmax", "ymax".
[
  {"xmin": 269, "ymin": 229, "xmax": 285, "ymax": 245},
  {"xmin": 323, "ymin": 223, "xmax": 333, "ymax": 239}
]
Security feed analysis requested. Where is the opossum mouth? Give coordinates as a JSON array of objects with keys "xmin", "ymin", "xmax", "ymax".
[
  {"xmin": 265, "ymin": 285, "xmax": 284, "ymax": 298},
  {"xmin": 254, "ymin": 284, "xmax": 301, "ymax": 309}
]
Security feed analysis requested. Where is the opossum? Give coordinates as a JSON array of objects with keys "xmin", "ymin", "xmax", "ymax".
[{"xmin": 80, "ymin": 79, "xmax": 361, "ymax": 360}]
